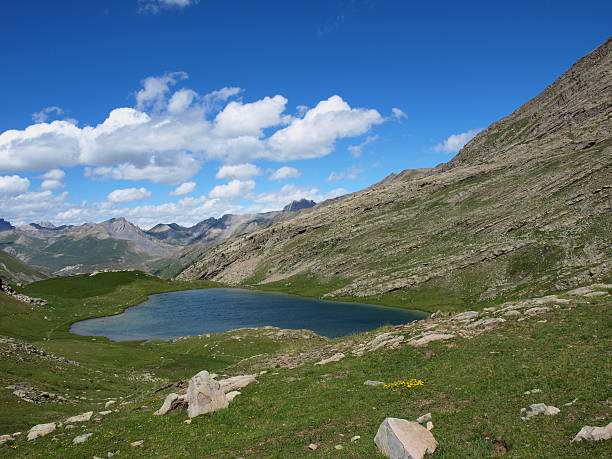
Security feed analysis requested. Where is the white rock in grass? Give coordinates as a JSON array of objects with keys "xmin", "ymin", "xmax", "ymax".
[
  {"xmin": 374, "ymin": 417, "xmax": 437, "ymax": 459},
  {"xmin": 154, "ymin": 393, "xmax": 187, "ymax": 416},
  {"xmin": 104, "ymin": 400, "xmax": 116, "ymax": 408},
  {"xmin": 0, "ymin": 434, "xmax": 14, "ymax": 445},
  {"xmin": 364, "ymin": 380, "xmax": 386, "ymax": 386},
  {"xmin": 226, "ymin": 391, "xmax": 241, "ymax": 402},
  {"xmin": 65, "ymin": 411, "xmax": 93, "ymax": 423},
  {"xmin": 571, "ymin": 422, "xmax": 612, "ymax": 442},
  {"xmin": 218, "ymin": 374, "xmax": 257, "ymax": 393},
  {"xmin": 524, "ymin": 307, "xmax": 551, "ymax": 316},
  {"xmin": 73, "ymin": 433, "xmax": 93, "ymax": 444},
  {"xmin": 408, "ymin": 333, "xmax": 454, "ymax": 347},
  {"xmin": 451, "ymin": 311, "xmax": 479, "ymax": 321},
  {"xmin": 315, "ymin": 353, "xmax": 345, "ymax": 365},
  {"xmin": 416, "ymin": 413, "xmax": 431, "ymax": 424},
  {"xmin": 27, "ymin": 423, "xmax": 56, "ymax": 441}
]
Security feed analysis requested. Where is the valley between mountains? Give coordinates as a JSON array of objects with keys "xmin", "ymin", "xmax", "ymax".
[{"xmin": 0, "ymin": 39, "xmax": 610, "ymax": 458}]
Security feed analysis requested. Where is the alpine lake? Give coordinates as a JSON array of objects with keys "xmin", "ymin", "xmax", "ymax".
[{"xmin": 70, "ymin": 288, "xmax": 425, "ymax": 341}]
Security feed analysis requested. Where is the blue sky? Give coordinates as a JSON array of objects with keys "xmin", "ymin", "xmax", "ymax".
[{"xmin": 0, "ymin": 0, "xmax": 610, "ymax": 228}]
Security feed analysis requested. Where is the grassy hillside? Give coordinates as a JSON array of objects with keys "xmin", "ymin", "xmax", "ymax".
[
  {"xmin": 0, "ymin": 250, "xmax": 48, "ymax": 284},
  {"xmin": 177, "ymin": 40, "xmax": 612, "ymax": 311},
  {"xmin": 0, "ymin": 273, "xmax": 610, "ymax": 457}
]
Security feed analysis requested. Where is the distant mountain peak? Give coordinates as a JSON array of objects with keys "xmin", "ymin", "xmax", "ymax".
[
  {"xmin": 283, "ymin": 199, "xmax": 316, "ymax": 212},
  {"xmin": 0, "ymin": 218, "xmax": 15, "ymax": 232}
]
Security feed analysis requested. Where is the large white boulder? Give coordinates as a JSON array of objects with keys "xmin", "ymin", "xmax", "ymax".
[
  {"xmin": 218, "ymin": 374, "xmax": 258, "ymax": 392},
  {"xmin": 374, "ymin": 417, "xmax": 437, "ymax": 459},
  {"xmin": 186, "ymin": 371, "xmax": 228, "ymax": 418},
  {"xmin": 572, "ymin": 422, "xmax": 612, "ymax": 442},
  {"xmin": 65, "ymin": 411, "xmax": 93, "ymax": 423},
  {"xmin": 154, "ymin": 393, "xmax": 187, "ymax": 416}
]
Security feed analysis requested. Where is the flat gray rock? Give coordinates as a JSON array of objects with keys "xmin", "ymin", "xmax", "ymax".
[
  {"xmin": 73, "ymin": 433, "xmax": 93, "ymax": 444},
  {"xmin": 374, "ymin": 417, "xmax": 437, "ymax": 459},
  {"xmin": 451, "ymin": 311, "xmax": 479, "ymax": 321},
  {"xmin": 364, "ymin": 380, "xmax": 386, "ymax": 386}
]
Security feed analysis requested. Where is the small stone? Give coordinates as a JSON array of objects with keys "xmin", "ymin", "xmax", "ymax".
[
  {"xmin": 334, "ymin": 444, "xmax": 343, "ymax": 450},
  {"xmin": 351, "ymin": 435, "xmax": 360, "ymax": 442},
  {"xmin": 524, "ymin": 307, "xmax": 551, "ymax": 316},
  {"xmin": 130, "ymin": 440, "xmax": 144, "ymax": 447},
  {"xmin": 452, "ymin": 311, "xmax": 479, "ymax": 321},
  {"xmin": 226, "ymin": 390, "xmax": 241, "ymax": 402},
  {"xmin": 564, "ymin": 398, "xmax": 578, "ymax": 406},
  {"xmin": 184, "ymin": 419, "xmax": 192, "ymax": 424},
  {"xmin": 315, "ymin": 353, "xmax": 345, "ymax": 365},
  {"xmin": 307, "ymin": 443, "xmax": 318, "ymax": 450},
  {"xmin": 65, "ymin": 424, "xmax": 75, "ymax": 429},
  {"xmin": 364, "ymin": 380, "xmax": 385, "ymax": 386},
  {"xmin": 416, "ymin": 413, "xmax": 432, "ymax": 424},
  {"xmin": 99, "ymin": 410, "xmax": 112, "ymax": 415},
  {"xmin": 0, "ymin": 434, "xmax": 14, "ymax": 445},
  {"xmin": 504, "ymin": 310, "xmax": 521, "ymax": 317},
  {"xmin": 65, "ymin": 411, "xmax": 93, "ymax": 423},
  {"xmin": 154, "ymin": 393, "xmax": 187, "ymax": 416},
  {"xmin": 104, "ymin": 400, "xmax": 116, "ymax": 408},
  {"xmin": 426, "ymin": 421, "xmax": 434, "ymax": 431},
  {"xmin": 544, "ymin": 405, "xmax": 560, "ymax": 416},
  {"xmin": 73, "ymin": 433, "xmax": 93, "ymax": 444},
  {"xmin": 571, "ymin": 422, "xmax": 612, "ymax": 442}
]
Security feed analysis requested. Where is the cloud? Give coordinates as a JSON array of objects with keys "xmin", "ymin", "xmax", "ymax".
[
  {"xmin": 32, "ymin": 106, "xmax": 64, "ymax": 123},
  {"xmin": 40, "ymin": 179, "xmax": 65, "ymax": 191},
  {"xmin": 251, "ymin": 184, "xmax": 346, "ymax": 212},
  {"xmin": 326, "ymin": 166, "xmax": 363, "ymax": 182},
  {"xmin": 0, "ymin": 190, "xmax": 70, "ymax": 226},
  {"xmin": 135, "ymin": 72, "xmax": 188, "ymax": 111},
  {"xmin": 216, "ymin": 163, "xmax": 262, "ymax": 180},
  {"xmin": 434, "ymin": 128, "xmax": 483, "ymax": 154},
  {"xmin": 138, "ymin": 0, "xmax": 199, "ymax": 14},
  {"xmin": 208, "ymin": 179, "xmax": 255, "ymax": 201},
  {"xmin": 169, "ymin": 181, "xmax": 196, "ymax": 196},
  {"xmin": 42, "ymin": 169, "xmax": 66, "ymax": 180},
  {"xmin": 107, "ymin": 187, "xmax": 152, "ymax": 203},
  {"xmin": 269, "ymin": 166, "xmax": 301, "ymax": 180},
  {"xmin": 391, "ymin": 107, "xmax": 407, "ymax": 121},
  {"xmin": 0, "ymin": 175, "xmax": 30, "ymax": 197},
  {"xmin": 267, "ymin": 95, "xmax": 383, "ymax": 161},
  {"xmin": 1, "ymin": 77, "xmax": 386, "ymax": 187},
  {"xmin": 213, "ymin": 95, "xmax": 289, "ymax": 137},
  {"xmin": 348, "ymin": 134, "xmax": 378, "ymax": 158}
]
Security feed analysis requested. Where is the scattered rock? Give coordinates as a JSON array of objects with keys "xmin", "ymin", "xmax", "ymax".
[
  {"xmin": 184, "ymin": 419, "xmax": 192, "ymax": 424},
  {"xmin": 27, "ymin": 422, "xmax": 56, "ymax": 441},
  {"xmin": 521, "ymin": 403, "xmax": 560, "ymax": 419},
  {"xmin": 426, "ymin": 421, "xmax": 433, "ymax": 431},
  {"xmin": 99, "ymin": 410, "xmax": 112, "ymax": 416},
  {"xmin": 315, "ymin": 353, "xmax": 345, "ymax": 365},
  {"xmin": 334, "ymin": 444, "xmax": 343, "ymax": 450},
  {"xmin": 73, "ymin": 433, "xmax": 93, "ymax": 444},
  {"xmin": 408, "ymin": 333, "xmax": 454, "ymax": 347},
  {"xmin": 564, "ymin": 398, "xmax": 578, "ymax": 406},
  {"xmin": 467, "ymin": 317, "xmax": 506, "ymax": 329},
  {"xmin": 416, "ymin": 413, "xmax": 431, "ymax": 424},
  {"xmin": 307, "ymin": 443, "xmax": 318, "ymax": 450},
  {"xmin": 130, "ymin": 440, "xmax": 144, "ymax": 447},
  {"xmin": 504, "ymin": 310, "xmax": 521, "ymax": 317},
  {"xmin": 567, "ymin": 286, "xmax": 594, "ymax": 296},
  {"xmin": 104, "ymin": 400, "xmax": 116, "ymax": 408},
  {"xmin": 154, "ymin": 393, "xmax": 188, "ymax": 416},
  {"xmin": 364, "ymin": 380, "xmax": 385, "ymax": 386},
  {"xmin": 524, "ymin": 307, "xmax": 551, "ymax": 316},
  {"xmin": 351, "ymin": 435, "xmax": 360, "ymax": 442},
  {"xmin": 452, "ymin": 311, "xmax": 479, "ymax": 321},
  {"xmin": 571, "ymin": 422, "xmax": 612, "ymax": 442},
  {"xmin": 374, "ymin": 417, "xmax": 437, "ymax": 459},
  {"xmin": 584, "ymin": 291, "xmax": 607, "ymax": 297},
  {"xmin": 218, "ymin": 374, "xmax": 257, "ymax": 393},
  {"xmin": 65, "ymin": 411, "xmax": 93, "ymax": 423},
  {"xmin": 226, "ymin": 391, "xmax": 241, "ymax": 402},
  {"xmin": 0, "ymin": 434, "xmax": 14, "ymax": 445},
  {"xmin": 186, "ymin": 371, "xmax": 228, "ymax": 418},
  {"xmin": 524, "ymin": 389, "xmax": 542, "ymax": 395}
]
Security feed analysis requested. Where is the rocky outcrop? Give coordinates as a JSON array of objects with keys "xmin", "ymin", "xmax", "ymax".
[
  {"xmin": 153, "ymin": 393, "xmax": 188, "ymax": 416},
  {"xmin": 374, "ymin": 417, "xmax": 437, "ymax": 459},
  {"xmin": 7, "ymin": 382, "xmax": 67, "ymax": 403},
  {"xmin": 0, "ymin": 279, "xmax": 46, "ymax": 305},
  {"xmin": 1, "ymin": 337, "xmax": 80, "ymax": 365}
]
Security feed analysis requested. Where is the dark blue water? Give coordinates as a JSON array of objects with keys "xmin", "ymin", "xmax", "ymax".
[{"xmin": 70, "ymin": 288, "xmax": 425, "ymax": 341}]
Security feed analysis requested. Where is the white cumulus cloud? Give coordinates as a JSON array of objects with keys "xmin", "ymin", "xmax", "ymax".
[
  {"xmin": 208, "ymin": 179, "xmax": 255, "ymax": 201},
  {"xmin": 269, "ymin": 166, "xmax": 301, "ymax": 180},
  {"xmin": 40, "ymin": 179, "xmax": 65, "ymax": 191},
  {"xmin": 169, "ymin": 181, "xmax": 196, "ymax": 196},
  {"xmin": 0, "ymin": 175, "xmax": 30, "ymax": 197},
  {"xmin": 391, "ymin": 107, "xmax": 407, "ymax": 121},
  {"xmin": 216, "ymin": 163, "xmax": 262, "ymax": 180},
  {"xmin": 348, "ymin": 134, "xmax": 378, "ymax": 158},
  {"xmin": 434, "ymin": 128, "xmax": 483, "ymax": 154},
  {"xmin": 107, "ymin": 187, "xmax": 152, "ymax": 203}
]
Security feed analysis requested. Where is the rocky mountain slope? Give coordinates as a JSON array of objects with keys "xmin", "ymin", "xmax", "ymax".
[
  {"xmin": 0, "ymin": 251, "xmax": 47, "ymax": 285},
  {"xmin": 178, "ymin": 39, "xmax": 612, "ymax": 306}
]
